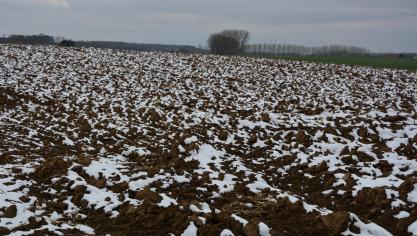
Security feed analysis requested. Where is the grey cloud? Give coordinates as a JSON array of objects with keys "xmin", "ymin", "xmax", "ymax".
[
  {"xmin": 1, "ymin": 0, "xmax": 69, "ymax": 8},
  {"xmin": 0, "ymin": 0, "xmax": 416, "ymax": 52}
]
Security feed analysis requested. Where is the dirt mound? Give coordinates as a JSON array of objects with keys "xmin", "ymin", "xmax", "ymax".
[
  {"xmin": 32, "ymin": 158, "xmax": 72, "ymax": 182},
  {"xmin": 296, "ymin": 130, "xmax": 312, "ymax": 147},
  {"xmin": 2, "ymin": 205, "xmax": 17, "ymax": 218},
  {"xmin": 398, "ymin": 177, "xmax": 417, "ymax": 200},
  {"xmin": 260, "ymin": 198, "xmax": 330, "ymax": 235},
  {"xmin": 199, "ymin": 212, "xmax": 246, "ymax": 235},
  {"xmin": 134, "ymin": 187, "xmax": 162, "ymax": 203},
  {"xmin": 106, "ymin": 203, "xmax": 190, "ymax": 235},
  {"xmin": 320, "ymin": 211, "xmax": 350, "ymax": 236},
  {"xmin": 218, "ymin": 130, "xmax": 229, "ymax": 141},
  {"xmin": 352, "ymin": 187, "xmax": 390, "ymax": 217},
  {"xmin": 75, "ymin": 155, "xmax": 92, "ymax": 166},
  {"xmin": 382, "ymin": 115, "xmax": 407, "ymax": 122}
]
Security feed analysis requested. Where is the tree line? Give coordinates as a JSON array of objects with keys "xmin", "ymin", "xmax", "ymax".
[
  {"xmin": 1, "ymin": 32, "xmax": 414, "ymax": 58},
  {"xmin": 207, "ymin": 29, "xmax": 373, "ymax": 56},
  {"xmin": 246, "ymin": 43, "xmax": 370, "ymax": 56},
  {"xmin": 0, "ymin": 34, "xmax": 203, "ymax": 53},
  {"xmin": 0, "ymin": 34, "xmax": 54, "ymax": 45}
]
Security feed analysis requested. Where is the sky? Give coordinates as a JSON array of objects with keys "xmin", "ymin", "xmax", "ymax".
[{"xmin": 0, "ymin": 0, "xmax": 416, "ymax": 52}]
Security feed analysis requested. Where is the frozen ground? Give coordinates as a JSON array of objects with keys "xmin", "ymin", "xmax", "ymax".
[{"xmin": 0, "ymin": 44, "xmax": 417, "ymax": 235}]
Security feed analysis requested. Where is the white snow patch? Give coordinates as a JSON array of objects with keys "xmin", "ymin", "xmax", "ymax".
[
  {"xmin": 409, "ymin": 220, "xmax": 417, "ymax": 236},
  {"xmin": 63, "ymin": 137, "xmax": 75, "ymax": 146},
  {"xmin": 158, "ymin": 193, "xmax": 178, "ymax": 207},
  {"xmin": 220, "ymin": 229, "xmax": 235, "ymax": 236},
  {"xmin": 184, "ymin": 135, "xmax": 198, "ymax": 144},
  {"xmin": 122, "ymin": 146, "xmax": 151, "ymax": 157},
  {"xmin": 394, "ymin": 211, "xmax": 410, "ymax": 219},
  {"xmin": 342, "ymin": 213, "xmax": 392, "ymax": 236},
  {"xmin": 407, "ymin": 184, "xmax": 417, "ymax": 203},
  {"xmin": 259, "ymin": 222, "xmax": 271, "ymax": 236},
  {"xmin": 181, "ymin": 221, "xmax": 198, "ymax": 236},
  {"xmin": 186, "ymin": 144, "xmax": 225, "ymax": 173}
]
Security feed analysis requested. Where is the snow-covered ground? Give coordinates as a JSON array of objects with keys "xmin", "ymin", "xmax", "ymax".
[{"xmin": 0, "ymin": 44, "xmax": 416, "ymax": 235}]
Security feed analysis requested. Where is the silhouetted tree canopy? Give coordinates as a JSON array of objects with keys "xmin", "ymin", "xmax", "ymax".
[
  {"xmin": 220, "ymin": 29, "xmax": 250, "ymax": 52},
  {"xmin": 59, "ymin": 40, "xmax": 75, "ymax": 47},
  {"xmin": 208, "ymin": 29, "xmax": 250, "ymax": 55},
  {"xmin": 208, "ymin": 34, "xmax": 239, "ymax": 55}
]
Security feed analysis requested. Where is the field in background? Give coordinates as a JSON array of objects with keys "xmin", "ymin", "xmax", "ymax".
[{"xmin": 254, "ymin": 54, "xmax": 417, "ymax": 71}]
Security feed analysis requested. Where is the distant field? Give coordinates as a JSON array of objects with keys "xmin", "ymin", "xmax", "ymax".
[{"xmin": 260, "ymin": 54, "xmax": 417, "ymax": 71}]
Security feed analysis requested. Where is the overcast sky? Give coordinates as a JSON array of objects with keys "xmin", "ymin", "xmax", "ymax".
[{"xmin": 1, "ymin": 0, "xmax": 416, "ymax": 52}]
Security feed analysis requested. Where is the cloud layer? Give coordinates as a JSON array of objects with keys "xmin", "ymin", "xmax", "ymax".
[
  {"xmin": 1, "ymin": 0, "xmax": 69, "ymax": 8},
  {"xmin": 0, "ymin": 0, "xmax": 416, "ymax": 52}
]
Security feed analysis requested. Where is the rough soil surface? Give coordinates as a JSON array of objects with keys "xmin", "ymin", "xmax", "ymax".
[{"xmin": 1, "ymin": 44, "xmax": 417, "ymax": 235}]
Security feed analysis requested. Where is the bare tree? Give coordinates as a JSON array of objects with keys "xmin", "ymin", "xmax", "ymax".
[
  {"xmin": 208, "ymin": 29, "xmax": 250, "ymax": 55},
  {"xmin": 220, "ymin": 29, "xmax": 250, "ymax": 52},
  {"xmin": 208, "ymin": 33, "xmax": 240, "ymax": 55}
]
